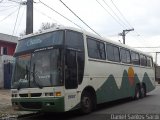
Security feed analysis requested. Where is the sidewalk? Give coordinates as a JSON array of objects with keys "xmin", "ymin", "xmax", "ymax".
[
  {"xmin": 0, "ymin": 89, "xmax": 14, "ymax": 114},
  {"xmin": 0, "ymin": 89, "xmax": 31, "ymax": 118}
]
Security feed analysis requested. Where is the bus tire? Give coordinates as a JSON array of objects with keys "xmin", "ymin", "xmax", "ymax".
[
  {"xmin": 140, "ymin": 84, "xmax": 146, "ymax": 98},
  {"xmin": 134, "ymin": 85, "xmax": 140, "ymax": 100},
  {"xmin": 80, "ymin": 92, "xmax": 93, "ymax": 114}
]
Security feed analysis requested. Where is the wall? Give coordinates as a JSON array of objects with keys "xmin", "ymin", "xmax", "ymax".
[
  {"xmin": 0, "ymin": 55, "xmax": 15, "ymax": 88},
  {"xmin": 0, "ymin": 56, "xmax": 3, "ymax": 88},
  {"xmin": 0, "ymin": 41, "xmax": 16, "ymax": 56}
]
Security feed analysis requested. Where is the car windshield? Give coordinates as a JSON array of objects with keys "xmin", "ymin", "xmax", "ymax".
[{"xmin": 12, "ymin": 49, "xmax": 63, "ymax": 89}]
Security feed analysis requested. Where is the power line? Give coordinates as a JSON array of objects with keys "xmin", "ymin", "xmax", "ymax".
[
  {"xmin": 95, "ymin": 0, "xmax": 125, "ymax": 29},
  {"xmin": 101, "ymin": 0, "xmax": 143, "ymax": 43},
  {"xmin": 102, "ymin": 0, "xmax": 129, "ymax": 29},
  {"xmin": 110, "ymin": 0, "xmax": 141, "ymax": 37},
  {"xmin": 33, "ymin": 0, "xmax": 40, "ymax": 3},
  {"xmin": 96, "ymin": 0, "xmax": 142, "ymax": 44},
  {"xmin": 96, "ymin": 0, "xmax": 145, "ymax": 45},
  {"xmin": 8, "ymin": 0, "xmax": 21, "ymax": 4},
  {"xmin": 0, "ymin": 4, "xmax": 18, "ymax": 7},
  {"xmin": 0, "ymin": 7, "xmax": 19, "ymax": 22},
  {"xmin": 0, "ymin": 0, "xmax": 4, "ymax": 3},
  {"xmin": 1, "ymin": 0, "xmax": 19, "ymax": 4},
  {"xmin": 34, "ymin": 7, "xmax": 59, "ymax": 23},
  {"xmin": 0, "ymin": 5, "xmax": 18, "ymax": 12},
  {"xmin": 133, "ymin": 47, "xmax": 160, "ymax": 48},
  {"xmin": 12, "ymin": 2, "xmax": 22, "ymax": 36},
  {"xmin": 39, "ymin": 0, "xmax": 83, "ymax": 30},
  {"xmin": 110, "ymin": 0, "xmax": 133, "ymax": 28},
  {"xmin": 59, "ymin": 0, "xmax": 101, "ymax": 37},
  {"xmin": 15, "ymin": 6, "xmax": 25, "ymax": 35}
]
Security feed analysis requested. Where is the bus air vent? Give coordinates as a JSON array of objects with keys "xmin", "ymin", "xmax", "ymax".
[
  {"xmin": 19, "ymin": 93, "xmax": 42, "ymax": 97},
  {"xmin": 20, "ymin": 102, "xmax": 42, "ymax": 109}
]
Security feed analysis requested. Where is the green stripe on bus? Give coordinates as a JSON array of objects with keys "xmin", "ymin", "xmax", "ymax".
[
  {"xmin": 96, "ymin": 70, "xmax": 155, "ymax": 104},
  {"xmin": 12, "ymin": 97, "xmax": 65, "ymax": 112},
  {"xmin": 142, "ymin": 72, "xmax": 155, "ymax": 92}
]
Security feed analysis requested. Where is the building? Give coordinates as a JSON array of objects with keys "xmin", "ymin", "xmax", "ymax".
[{"xmin": 0, "ymin": 33, "xmax": 18, "ymax": 89}]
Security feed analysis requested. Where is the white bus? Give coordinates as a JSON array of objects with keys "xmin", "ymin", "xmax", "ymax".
[{"xmin": 11, "ymin": 26, "xmax": 155, "ymax": 113}]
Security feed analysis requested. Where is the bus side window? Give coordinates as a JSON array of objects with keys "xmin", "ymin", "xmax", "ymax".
[
  {"xmin": 106, "ymin": 44, "xmax": 120, "ymax": 62},
  {"xmin": 87, "ymin": 38, "xmax": 106, "ymax": 60},
  {"xmin": 65, "ymin": 30, "xmax": 84, "ymax": 50},
  {"xmin": 120, "ymin": 48, "xmax": 131, "ymax": 64},
  {"xmin": 147, "ymin": 57, "xmax": 152, "ymax": 67},
  {"xmin": 140, "ymin": 54, "xmax": 147, "ymax": 66},
  {"xmin": 131, "ymin": 51, "xmax": 140, "ymax": 65}
]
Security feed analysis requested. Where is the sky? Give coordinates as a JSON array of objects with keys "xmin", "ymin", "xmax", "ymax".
[{"xmin": 0, "ymin": 0, "xmax": 160, "ymax": 64}]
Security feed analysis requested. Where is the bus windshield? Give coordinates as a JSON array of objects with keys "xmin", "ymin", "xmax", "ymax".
[{"xmin": 12, "ymin": 49, "xmax": 63, "ymax": 89}]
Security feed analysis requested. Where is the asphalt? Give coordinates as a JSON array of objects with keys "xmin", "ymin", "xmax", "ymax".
[
  {"xmin": 18, "ymin": 85, "xmax": 160, "ymax": 120},
  {"xmin": 1, "ymin": 83, "xmax": 160, "ymax": 120}
]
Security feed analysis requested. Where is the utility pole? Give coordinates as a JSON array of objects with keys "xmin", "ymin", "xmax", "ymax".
[
  {"xmin": 119, "ymin": 28, "xmax": 134, "ymax": 44},
  {"xmin": 26, "ymin": 0, "xmax": 33, "ymax": 35}
]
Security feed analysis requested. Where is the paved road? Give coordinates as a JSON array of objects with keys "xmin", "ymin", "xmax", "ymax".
[{"xmin": 19, "ymin": 85, "xmax": 160, "ymax": 120}]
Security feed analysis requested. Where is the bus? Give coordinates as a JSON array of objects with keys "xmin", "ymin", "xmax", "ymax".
[{"xmin": 11, "ymin": 26, "xmax": 155, "ymax": 113}]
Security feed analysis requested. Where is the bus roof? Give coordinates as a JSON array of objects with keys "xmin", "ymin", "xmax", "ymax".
[{"xmin": 20, "ymin": 25, "xmax": 152, "ymax": 58}]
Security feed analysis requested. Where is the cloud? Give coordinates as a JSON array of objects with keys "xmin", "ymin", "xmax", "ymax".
[{"xmin": 1, "ymin": 0, "xmax": 160, "ymax": 63}]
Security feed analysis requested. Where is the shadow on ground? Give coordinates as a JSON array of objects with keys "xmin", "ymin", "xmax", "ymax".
[{"xmin": 18, "ymin": 95, "xmax": 154, "ymax": 120}]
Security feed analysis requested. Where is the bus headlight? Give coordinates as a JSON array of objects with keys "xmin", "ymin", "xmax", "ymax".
[
  {"xmin": 45, "ymin": 92, "xmax": 61, "ymax": 97},
  {"xmin": 55, "ymin": 92, "xmax": 61, "ymax": 96},
  {"xmin": 11, "ymin": 90, "xmax": 18, "ymax": 97},
  {"xmin": 45, "ymin": 93, "xmax": 54, "ymax": 96},
  {"xmin": 12, "ymin": 94, "xmax": 18, "ymax": 98}
]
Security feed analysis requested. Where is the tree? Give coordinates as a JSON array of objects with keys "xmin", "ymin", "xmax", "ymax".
[
  {"xmin": 39, "ymin": 22, "xmax": 57, "ymax": 32},
  {"xmin": 19, "ymin": 30, "xmax": 26, "ymax": 37},
  {"xmin": 19, "ymin": 22, "xmax": 57, "ymax": 37}
]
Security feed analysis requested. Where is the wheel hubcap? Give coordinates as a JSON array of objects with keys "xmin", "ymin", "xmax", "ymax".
[
  {"xmin": 136, "ymin": 91, "xmax": 139, "ymax": 98},
  {"xmin": 83, "ymin": 97, "xmax": 90, "ymax": 108},
  {"xmin": 141, "ymin": 87, "xmax": 145, "ymax": 97}
]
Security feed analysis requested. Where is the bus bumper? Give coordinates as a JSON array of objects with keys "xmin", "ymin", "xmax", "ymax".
[{"xmin": 11, "ymin": 97, "xmax": 64, "ymax": 112}]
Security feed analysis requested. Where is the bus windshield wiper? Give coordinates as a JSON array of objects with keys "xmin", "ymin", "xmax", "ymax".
[
  {"xmin": 17, "ymin": 65, "xmax": 29, "ymax": 90},
  {"xmin": 17, "ymin": 81, "xmax": 21, "ymax": 90},
  {"xmin": 32, "ymin": 63, "xmax": 43, "ymax": 89},
  {"xmin": 26, "ymin": 65, "xmax": 29, "ymax": 81}
]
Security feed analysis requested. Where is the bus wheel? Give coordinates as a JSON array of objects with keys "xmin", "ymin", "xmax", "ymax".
[
  {"xmin": 134, "ymin": 85, "xmax": 140, "ymax": 100},
  {"xmin": 80, "ymin": 92, "xmax": 93, "ymax": 114},
  {"xmin": 140, "ymin": 85, "xmax": 146, "ymax": 98}
]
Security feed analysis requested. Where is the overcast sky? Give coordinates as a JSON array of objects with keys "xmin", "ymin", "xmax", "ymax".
[{"xmin": 0, "ymin": 0, "xmax": 160, "ymax": 64}]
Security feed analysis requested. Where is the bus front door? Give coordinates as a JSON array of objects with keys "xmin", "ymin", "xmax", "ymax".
[{"xmin": 64, "ymin": 49, "xmax": 79, "ymax": 111}]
